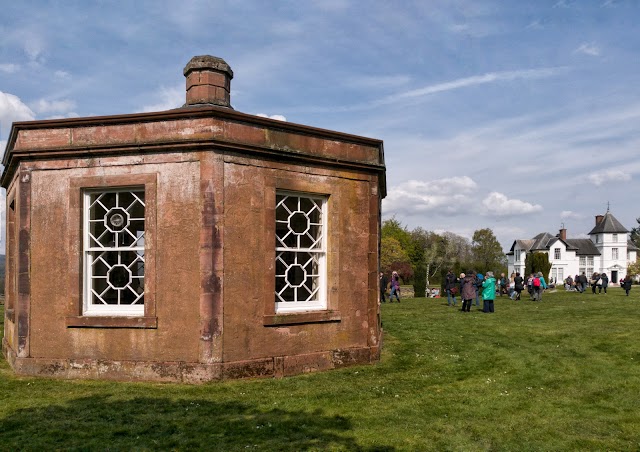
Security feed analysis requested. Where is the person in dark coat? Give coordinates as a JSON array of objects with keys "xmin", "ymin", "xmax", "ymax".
[
  {"xmin": 460, "ymin": 272, "xmax": 476, "ymax": 312},
  {"xmin": 599, "ymin": 272, "xmax": 609, "ymax": 294},
  {"xmin": 513, "ymin": 272, "xmax": 524, "ymax": 300},
  {"xmin": 474, "ymin": 272, "xmax": 483, "ymax": 306},
  {"xmin": 445, "ymin": 270, "xmax": 458, "ymax": 307},
  {"xmin": 579, "ymin": 272, "xmax": 588, "ymax": 293},
  {"xmin": 379, "ymin": 272, "xmax": 388, "ymax": 303},
  {"xmin": 590, "ymin": 272, "xmax": 601, "ymax": 294},
  {"xmin": 622, "ymin": 275, "xmax": 633, "ymax": 296}
]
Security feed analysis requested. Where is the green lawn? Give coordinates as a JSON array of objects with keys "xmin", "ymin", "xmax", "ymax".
[{"xmin": 1, "ymin": 289, "xmax": 640, "ymax": 450}]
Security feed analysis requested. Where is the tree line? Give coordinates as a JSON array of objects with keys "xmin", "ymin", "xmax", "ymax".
[{"xmin": 380, "ymin": 219, "xmax": 507, "ymax": 297}]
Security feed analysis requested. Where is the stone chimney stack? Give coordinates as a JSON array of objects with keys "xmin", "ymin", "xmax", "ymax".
[
  {"xmin": 595, "ymin": 215, "xmax": 604, "ymax": 226},
  {"xmin": 559, "ymin": 228, "xmax": 567, "ymax": 241},
  {"xmin": 183, "ymin": 55, "xmax": 233, "ymax": 108}
]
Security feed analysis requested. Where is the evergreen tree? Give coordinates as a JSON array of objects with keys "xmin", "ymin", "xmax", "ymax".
[{"xmin": 526, "ymin": 252, "xmax": 551, "ymax": 279}]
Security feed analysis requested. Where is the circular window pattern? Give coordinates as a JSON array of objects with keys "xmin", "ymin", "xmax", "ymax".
[
  {"xmin": 107, "ymin": 264, "xmax": 132, "ymax": 289},
  {"xmin": 288, "ymin": 211, "xmax": 310, "ymax": 235},
  {"xmin": 110, "ymin": 213, "xmax": 125, "ymax": 228},
  {"xmin": 104, "ymin": 207, "xmax": 130, "ymax": 232},
  {"xmin": 285, "ymin": 264, "xmax": 307, "ymax": 288}
]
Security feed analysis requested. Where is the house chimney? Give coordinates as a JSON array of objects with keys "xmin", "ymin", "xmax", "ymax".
[
  {"xmin": 183, "ymin": 55, "xmax": 233, "ymax": 108},
  {"xmin": 559, "ymin": 228, "xmax": 567, "ymax": 241},
  {"xmin": 595, "ymin": 215, "xmax": 604, "ymax": 226}
]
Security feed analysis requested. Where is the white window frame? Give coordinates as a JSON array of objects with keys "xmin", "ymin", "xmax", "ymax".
[
  {"xmin": 515, "ymin": 250, "xmax": 521, "ymax": 262},
  {"xmin": 554, "ymin": 248, "xmax": 561, "ymax": 260},
  {"xmin": 83, "ymin": 187, "xmax": 146, "ymax": 316},
  {"xmin": 613, "ymin": 233, "xmax": 618, "ymax": 243},
  {"xmin": 612, "ymin": 248, "xmax": 619, "ymax": 260},
  {"xmin": 275, "ymin": 191, "xmax": 328, "ymax": 313}
]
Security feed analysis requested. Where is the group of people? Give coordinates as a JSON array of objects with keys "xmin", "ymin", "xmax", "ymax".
[
  {"xmin": 381, "ymin": 267, "xmax": 635, "ymax": 308},
  {"xmin": 564, "ymin": 272, "xmax": 633, "ymax": 296},
  {"xmin": 443, "ymin": 269, "xmax": 553, "ymax": 311},
  {"xmin": 444, "ymin": 270, "xmax": 497, "ymax": 313}
]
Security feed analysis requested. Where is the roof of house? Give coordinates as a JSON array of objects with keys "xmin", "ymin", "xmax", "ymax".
[
  {"xmin": 588, "ymin": 211, "xmax": 628, "ymax": 234},
  {"xmin": 509, "ymin": 239, "xmax": 535, "ymax": 252},
  {"xmin": 510, "ymin": 234, "xmax": 599, "ymax": 256},
  {"xmin": 510, "ymin": 211, "xmax": 631, "ymax": 257},
  {"xmin": 530, "ymin": 232, "xmax": 556, "ymax": 251},
  {"xmin": 564, "ymin": 239, "xmax": 601, "ymax": 256}
]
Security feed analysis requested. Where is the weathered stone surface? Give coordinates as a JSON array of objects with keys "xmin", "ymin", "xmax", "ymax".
[{"xmin": 2, "ymin": 56, "xmax": 385, "ymax": 383}]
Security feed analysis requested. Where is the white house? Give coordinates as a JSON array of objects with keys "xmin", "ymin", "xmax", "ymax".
[{"xmin": 507, "ymin": 211, "xmax": 638, "ymax": 284}]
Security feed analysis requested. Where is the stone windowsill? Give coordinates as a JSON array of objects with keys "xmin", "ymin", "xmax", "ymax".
[
  {"xmin": 65, "ymin": 316, "xmax": 158, "ymax": 329},
  {"xmin": 263, "ymin": 310, "xmax": 341, "ymax": 326}
]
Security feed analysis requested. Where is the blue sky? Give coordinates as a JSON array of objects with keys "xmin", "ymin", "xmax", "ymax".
[{"xmin": 1, "ymin": 0, "xmax": 640, "ymax": 251}]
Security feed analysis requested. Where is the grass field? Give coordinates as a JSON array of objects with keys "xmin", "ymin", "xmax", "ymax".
[{"xmin": 1, "ymin": 288, "xmax": 639, "ymax": 450}]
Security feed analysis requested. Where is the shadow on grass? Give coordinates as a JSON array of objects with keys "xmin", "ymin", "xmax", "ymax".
[{"xmin": 0, "ymin": 395, "xmax": 394, "ymax": 451}]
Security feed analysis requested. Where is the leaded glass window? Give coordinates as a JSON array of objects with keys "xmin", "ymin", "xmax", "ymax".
[
  {"xmin": 275, "ymin": 192, "xmax": 327, "ymax": 312},
  {"xmin": 83, "ymin": 188, "xmax": 145, "ymax": 316}
]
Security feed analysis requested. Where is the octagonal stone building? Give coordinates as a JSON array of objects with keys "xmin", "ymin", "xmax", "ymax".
[{"xmin": 1, "ymin": 55, "xmax": 386, "ymax": 383}]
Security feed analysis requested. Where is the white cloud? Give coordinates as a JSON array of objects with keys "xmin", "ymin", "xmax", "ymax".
[
  {"xmin": 17, "ymin": 29, "xmax": 46, "ymax": 65},
  {"xmin": 140, "ymin": 85, "xmax": 184, "ymax": 112},
  {"xmin": 575, "ymin": 43, "xmax": 601, "ymax": 57},
  {"xmin": 0, "ymin": 91, "xmax": 36, "ymax": 141},
  {"xmin": 383, "ymin": 176, "xmax": 478, "ymax": 215},
  {"xmin": 587, "ymin": 169, "xmax": 631, "ymax": 186},
  {"xmin": 526, "ymin": 20, "xmax": 544, "ymax": 30},
  {"xmin": 301, "ymin": 67, "xmax": 567, "ymax": 114},
  {"xmin": 31, "ymin": 98, "xmax": 77, "ymax": 115},
  {"xmin": 256, "ymin": 113, "xmax": 287, "ymax": 121},
  {"xmin": 561, "ymin": 210, "xmax": 584, "ymax": 220},
  {"xmin": 394, "ymin": 68, "xmax": 566, "ymax": 102},
  {"xmin": 0, "ymin": 63, "xmax": 20, "ymax": 74},
  {"xmin": 481, "ymin": 192, "xmax": 542, "ymax": 216},
  {"xmin": 54, "ymin": 70, "xmax": 70, "ymax": 79}
]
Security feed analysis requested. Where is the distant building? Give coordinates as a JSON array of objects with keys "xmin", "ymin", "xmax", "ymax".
[
  {"xmin": 2, "ymin": 55, "xmax": 386, "ymax": 383},
  {"xmin": 507, "ymin": 211, "xmax": 638, "ymax": 284}
]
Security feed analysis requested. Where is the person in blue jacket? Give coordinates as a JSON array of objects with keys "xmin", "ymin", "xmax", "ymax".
[
  {"xmin": 474, "ymin": 272, "xmax": 484, "ymax": 307},
  {"xmin": 482, "ymin": 271, "xmax": 497, "ymax": 313}
]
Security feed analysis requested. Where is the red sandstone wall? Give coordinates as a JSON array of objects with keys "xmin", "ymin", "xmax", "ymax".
[
  {"xmin": 222, "ymin": 158, "xmax": 377, "ymax": 363},
  {"xmin": 9, "ymin": 112, "xmax": 381, "ymax": 168},
  {"xmin": 27, "ymin": 155, "xmax": 202, "ymax": 363},
  {"xmin": 2, "ymin": 110, "xmax": 383, "ymax": 381}
]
